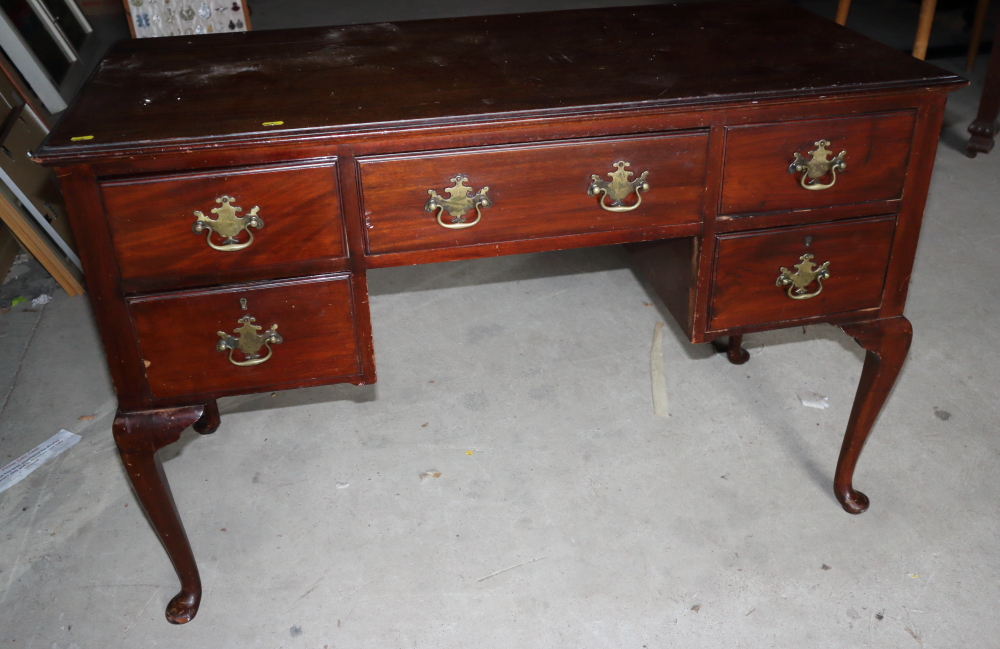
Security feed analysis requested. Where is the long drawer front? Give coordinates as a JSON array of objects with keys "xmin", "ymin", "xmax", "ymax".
[
  {"xmin": 129, "ymin": 274, "xmax": 363, "ymax": 399},
  {"xmin": 710, "ymin": 216, "xmax": 896, "ymax": 331},
  {"xmin": 101, "ymin": 161, "xmax": 346, "ymax": 283},
  {"xmin": 358, "ymin": 132, "xmax": 709, "ymax": 255}
]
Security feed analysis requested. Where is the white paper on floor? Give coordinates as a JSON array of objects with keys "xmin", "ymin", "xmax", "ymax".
[
  {"xmin": 0, "ymin": 430, "xmax": 81, "ymax": 494},
  {"xmin": 798, "ymin": 391, "xmax": 830, "ymax": 410}
]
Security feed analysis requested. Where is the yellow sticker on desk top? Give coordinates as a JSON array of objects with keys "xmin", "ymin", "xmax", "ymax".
[
  {"xmin": 70, "ymin": 135, "xmax": 94, "ymax": 141},
  {"xmin": 262, "ymin": 121, "xmax": 284, "ymax": 126}
]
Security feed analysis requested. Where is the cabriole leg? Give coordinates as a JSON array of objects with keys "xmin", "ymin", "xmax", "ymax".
[
  {"xmin": 836, "ymin": 317, "xmax": 912, "ymax": 514},
  {"xmin": 193, "ymin": 400, "xmax": 221, "ymax": 434},
  {"xmin": 712, "ymin": 335, "xmax": 750, "ymax": 365},
  {"xmin": 113, "ymin": 406, "xmax": 206, "ymax": 624}
]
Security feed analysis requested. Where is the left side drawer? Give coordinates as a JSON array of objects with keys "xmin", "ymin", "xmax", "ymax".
[
  {"xmin": 101, "ymin": 161, "xmax": 346, "ymax": 282},
  {"xmin": 128, "ymin": 274, "xmax": 363, "ymax": 400}
]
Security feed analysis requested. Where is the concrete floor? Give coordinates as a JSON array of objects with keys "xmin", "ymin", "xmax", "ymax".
[{"xmin": 2, "ymin": 3, "xmax": 1000, "ymax": 648}]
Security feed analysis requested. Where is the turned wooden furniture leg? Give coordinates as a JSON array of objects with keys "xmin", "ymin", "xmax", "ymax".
[
  {"xmin": 836, "ymin": 317, "xmax": 912, "ymax": 514},
  {"xmin": 113, "ymin": 406, "xmax": 206, "ymax": 624},
  {"xmin": 712, "ymin": 335, "xmax": 750, "ymax": 365},
  {"xmin": 968, "ymin": 15, "xmax": 1000, "ymax": 156},
  {"xmin": 193, "ymin": 400, "xmax": 221, "ymax": 434}
]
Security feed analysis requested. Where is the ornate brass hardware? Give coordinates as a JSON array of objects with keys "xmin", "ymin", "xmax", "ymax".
[
  {"xmin": 788, "ymin": 140, "xmax": 846, "ymax": 190},
  {"xmin": 192, "ymin": 196, "xmax": 263, "ymax": 251},
  {"xmin": 425, "ymin": 174, "xmax": 491, "ymax": 229},
  {"xmin": 776, "ymin": 253, "xmax": 831, "ymax": 300},
  {"xmin": 587, "ymin": 160, "xmax": 650, "ymax": 212},
  {"xmin": 216, "ymin": 298, "xmax": 283, "ymax": 366}
]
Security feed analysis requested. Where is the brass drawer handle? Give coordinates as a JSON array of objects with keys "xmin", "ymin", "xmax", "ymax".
[
  {"xmin": 788, "ymin": 140, "xmax": 846, "ymax": 191},
  {"xmin": 216, "ymin": 298, "xmax": 283, "ymax": 366},
  {"xmin": 776, "ymin": 253, "xmax": 830, "ymax": 299},
  {"xmin": 588, "ymin": 160, "xmax": 650, "ymax": 212},
  {"xmin": 425, "ymin": 174, "xmax": 491, "ymax": 229},
  {"xmin": 192, "ymin": 196, "xmax": 264, "ymax": 251}
]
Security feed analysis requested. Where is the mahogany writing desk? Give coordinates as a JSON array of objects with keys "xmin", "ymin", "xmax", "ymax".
[{"xmin": 34, "ymin": 0, "xmax": 964, "ymax": 624}]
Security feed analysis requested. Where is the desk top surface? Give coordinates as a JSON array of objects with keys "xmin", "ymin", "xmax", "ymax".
[{"xmin": 37, "ymin": 0, "xmax": 964, "ymax": 162}]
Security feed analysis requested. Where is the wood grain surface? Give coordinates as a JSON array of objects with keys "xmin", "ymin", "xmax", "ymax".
[
  {"xmin": 112, "ymin": 406, "xmax": 207, "ymax": 623},
  {"xmin": 721, "ymin": 111, "xmax": 916, "ymax": 215},
  {"xmin": 34, "ymin": 0, "xmax": 962, "ymax": 162},
  {"xmin": 360, "ymin": 133, "xmax": 708, "ymax": 255},
  {"xmin": 101, "ymin": 161, "xmax": 346, "ymax": 284},
  {"xmin": 129, "ymin": 274, "xmax": 363, "ymax": 399},
  {"xmin": 710, "ymin": 216, "xmax": 896, "ymax": 330}
]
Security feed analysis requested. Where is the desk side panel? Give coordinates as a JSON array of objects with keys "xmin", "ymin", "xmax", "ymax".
[
  {"xmin": 53, "ymin": 165, "xmax": 149, "ymax": 410},
  {"xmin": 881, "ymin": 93, "xmax": 950, "ymax": 316}
]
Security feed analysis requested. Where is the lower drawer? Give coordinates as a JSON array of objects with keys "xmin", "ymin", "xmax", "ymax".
[
  {"xmin": 129, "ymin": 275, "xmax": 364, "ymax": 399},
  {"xmin": 709, "ymin": 216, "xmax": 896, "ymax": 331}
]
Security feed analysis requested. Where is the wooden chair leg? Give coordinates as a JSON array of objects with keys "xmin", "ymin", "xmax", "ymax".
[
  {"xmin": 912, "ymin": 0, "xmax": 939, "ymax": 60},
  {"xmin": 835, "ymin": 0, "xmax": 851, "ymax": 26},
  {"xmin": 968, "ymin": 14, "xmax": 1000, "ymax": 156},
  {"xmin": 712, "ymin": 335, "xmax": 750, "ymax": 365},
  {"xmin": 835, "ymin": 317, "xmax": 912, "ymax": 514},
  {"xmin": 838, "ymin": 0, "xmax": 940, "ymax": 62},
  {"xmin": 966, "ymin": 0, "xmax": 991, "ymax": 71},
  {"xmin": 113, "ymin": 406, "xmax": 206, "ymax": 624}
]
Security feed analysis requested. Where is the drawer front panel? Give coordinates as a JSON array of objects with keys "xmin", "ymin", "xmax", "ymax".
[
  {"xmin": 101, "ymin": 162, "xmax": 346, "ymax": 282},
  {"xmin": 359, "ymin": 133, "xmax": 709, "ymax": 255},
  {"xmin": 721, "ymin": 112, "xmax": 915, "ymax": 215},
  {"xmin": 710, "ymin": 217, "xmax": 896, "ymax": 331},
  {"xmin": 129, "ymin": 275, "xmax": 362, "ymax": 399}
]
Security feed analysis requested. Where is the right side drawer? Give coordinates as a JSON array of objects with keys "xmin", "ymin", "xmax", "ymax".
[
  {"xmin": 100, "ymin": 161, "xmax": 346, "ymax": 283},
  {"xmin": 709, "ymin": 216, "xmax": 896, "ymax": 332},
  {"xmin": 720, "ymin": 111, "xmax": 916, "ymax": 216}
]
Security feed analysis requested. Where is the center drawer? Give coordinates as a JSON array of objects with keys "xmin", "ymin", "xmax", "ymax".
[
  {"xmin": 358, "ymin": 132, "xmax": 709, "ymax": 255},
  {"xmin": 128, "ymin": 274, "xmax": 364, "ymax": 400}
]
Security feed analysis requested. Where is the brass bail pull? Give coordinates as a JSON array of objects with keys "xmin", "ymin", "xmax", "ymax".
[
  {"xmin": 587, "ymin": 160, "xmax": 650, "ymax": 212},
  {"xmin": 425, "ymin": 174, "xmax": 491, "ymax": 229},
  {"xmin": 788, "ymin": 140, "xmax": 847, "ymax": 190},
  {"xmin": 192, "ymin": 195, "xmax": 264, "ymax": 251},
  {"xmin": 776, "ymin": 253, "xmax": 831, "ymax": 299},
  {"xmin": 216, "ymin": 298, "xmax": 283, "ymax": 366}
]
